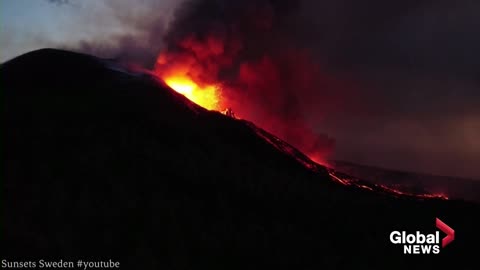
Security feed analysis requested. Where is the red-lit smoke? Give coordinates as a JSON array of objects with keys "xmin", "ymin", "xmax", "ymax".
[{"xmin": 153, "ymin": 0, "xmax": 352, "ymax": 163}]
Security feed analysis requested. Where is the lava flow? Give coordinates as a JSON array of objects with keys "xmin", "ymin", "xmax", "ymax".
[
  {"xmin": 152, "ymin": 54, "xmax": 448, "ymax": 201},
  {"xmin": 328, "ymin": 169, "xmax": 448, "ymax": 200},
  {"xmin": 163, "ymin": 74, "xmax": 221, "ymax": 111},
  {"xmin": 148, "ymin": 0, "xmax": 443, "ymax": 200},
  {"xmin": 153, "ymin": 52, "xmax": 224, "ymax": 111}
]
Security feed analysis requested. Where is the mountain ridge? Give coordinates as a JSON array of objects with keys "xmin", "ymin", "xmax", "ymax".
[{"xmin": 2, "ymin": 48, "xmax": 478, "ymax": 269}]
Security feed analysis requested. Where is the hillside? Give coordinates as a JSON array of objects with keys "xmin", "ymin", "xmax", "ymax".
[
  {"xmin": 332, "ymin": 160, "xmax": 480, "ymax": 203},
  {"xmin": 2, "ymin": 49, "xmax": 478, "ymax": 269}
]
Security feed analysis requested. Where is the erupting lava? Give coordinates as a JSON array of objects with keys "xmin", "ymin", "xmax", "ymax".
[
  {"xmin": 152, "ymin": 52, "xmax": 448, "ymax": 202},
  {"xmin": 153, "ymin": 51, "xmax": 225, "ymax": 111},
  {"xmin": 163, "ymin": 74, "xmax": 221, "ymax": 111}
]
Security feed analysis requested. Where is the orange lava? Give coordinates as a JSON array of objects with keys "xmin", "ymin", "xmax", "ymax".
[
  {"xmin": 163, "ymin": 75, "xmax": 221, "ymax": 110},
  {"xmin": 376, "ymin": 183, "xmax": 448, "ymax": 200},
  {"xmin": 328, "ymin": 170, "xmax": 448, "ymax": 200},
  {"xmin": 153, "ymin": 51, "xmax": 223, "ymax": 111}
]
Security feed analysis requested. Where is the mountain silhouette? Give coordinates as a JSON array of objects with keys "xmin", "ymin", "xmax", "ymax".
[{"xmin": 2, "ymin": 49, "xmax": 478, "ymax": 269}]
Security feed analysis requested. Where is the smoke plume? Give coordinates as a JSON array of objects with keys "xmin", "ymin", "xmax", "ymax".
[{"xmin": 154, "ymin": 0, "xmax": 361, "ymax": 162}]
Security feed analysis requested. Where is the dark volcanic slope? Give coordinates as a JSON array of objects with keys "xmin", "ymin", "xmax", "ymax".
[
  {"xmin": 3, "ymin": 49, "xmax": 479, "ymax": 269},
  {"xmin": 332, "ymin": 160, "xmax": 480, "ymax": 203}
]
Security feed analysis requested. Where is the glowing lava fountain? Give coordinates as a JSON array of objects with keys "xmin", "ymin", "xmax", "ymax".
[
  {"xmin": 162, "ymin": 75, "xmax": 222, "ymax": 111},
  {"xmin": 153, "ymin": 53, "xmax": 223, "ymax": 111}
]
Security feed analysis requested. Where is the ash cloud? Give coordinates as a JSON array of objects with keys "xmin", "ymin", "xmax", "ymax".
[
  {"xmin": 71, "ymin": 16, "xmax": 166, "ymax": 67},
  {"xmin": 155, "ymin": 0, "xmax": 364, "ymax": 161},
  {"xmin": 32, "ymin": 0, "xmax": 480, "ymax": 177},
  {"xmin": 57, "ymin": 0, "xmax": 172, "ymax": 67}
]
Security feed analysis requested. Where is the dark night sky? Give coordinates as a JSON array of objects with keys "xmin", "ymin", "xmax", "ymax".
[{"xmin": 2, "ymin": 0, "xmax": 479, "ymax": 179}]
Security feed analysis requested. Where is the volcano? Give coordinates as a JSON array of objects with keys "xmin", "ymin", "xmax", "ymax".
[{"xmin": 2, "ymin": 49, "xmax": 478, "ymax": 269}]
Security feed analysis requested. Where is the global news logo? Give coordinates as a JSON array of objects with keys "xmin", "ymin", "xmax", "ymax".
[{"xmin": 389, "ymin": 218, "xmax": 455, "ymax": 254}]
